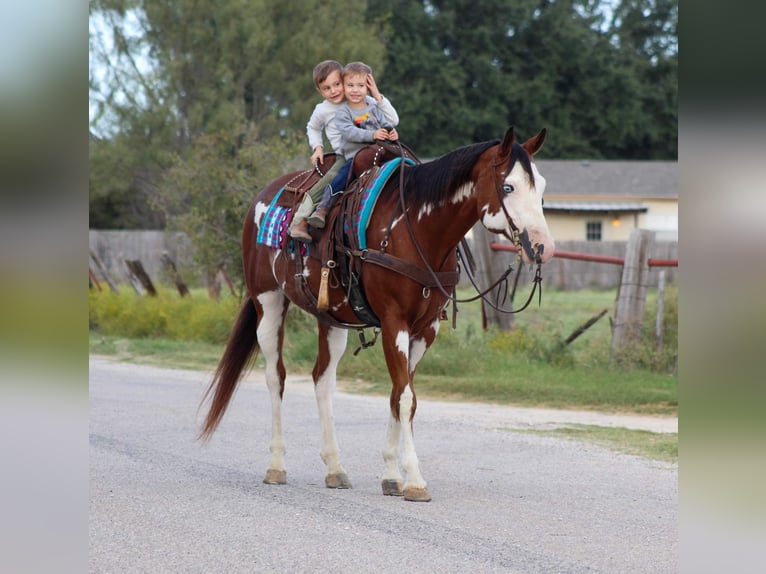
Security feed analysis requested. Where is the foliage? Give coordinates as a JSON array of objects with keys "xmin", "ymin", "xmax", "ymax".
[
  {"xmin": 149, "ymin": 128, "xmax": 304, "ymax": 284},
  {"xmin": 369, "ymin": 0, "xmax": 677, "ymax": 158},
  {"xmin": 89, "ymin": 0, "xmax": 387, "ymax": 229},
  {"xmin": 89, "ymin": 287, "xmax": 677, "ymax": 414},
  {"xmin": 90, "ymin": 0, "xmax": 677, "ymax": 274},
  {"xmin": 89, "ymin": 288, "xmax": 240, "ymax": 344}
]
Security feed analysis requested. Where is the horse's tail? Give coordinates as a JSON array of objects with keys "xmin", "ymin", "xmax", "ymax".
[{"xmin": 198, "ymin": 297, "xmax": 260, "ymax": 442}]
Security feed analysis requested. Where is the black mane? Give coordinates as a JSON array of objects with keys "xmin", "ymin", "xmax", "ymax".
[{"xmin": 394, "ymin": 139, "xmax": 500, "ymax": 211}]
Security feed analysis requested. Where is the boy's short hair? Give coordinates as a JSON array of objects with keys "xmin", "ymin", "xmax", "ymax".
[
  {"xmin": 313, "ymin": 60, "xmax": 343, "ymax": 87},
  {"xmin": 343, "ymin": 62, "xmax": 373, "ymax": 78}
]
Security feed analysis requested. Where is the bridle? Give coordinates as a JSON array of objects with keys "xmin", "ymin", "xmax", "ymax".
[{"xmin": 392, "ymin": 143, "xmax": 545, "ymax": 315}]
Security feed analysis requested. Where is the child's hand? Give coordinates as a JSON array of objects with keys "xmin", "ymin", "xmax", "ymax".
[
  {"xmin": 387, "ymin": 127, "xmax": 399, "ymax": 141},
  {"xmin": 373, "ymin": 128, "xmax": 391, "ymax": 141},
  {"xmin": 311, "ymin": 147, "xmax": 324, "ymax": 166},
  {"xmin": 367, "ymin": 74, "xmax": 382, "ymax": 101}
]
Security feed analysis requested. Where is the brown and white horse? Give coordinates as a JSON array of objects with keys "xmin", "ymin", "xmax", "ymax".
[{"xmin": 199, "ymin": 126, "xmax": 554, "ymax": 501}]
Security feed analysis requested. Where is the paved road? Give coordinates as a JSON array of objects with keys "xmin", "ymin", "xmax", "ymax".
[{"xmin": 89, "ymin": 357, "xmax": 677, "ymax": 573}]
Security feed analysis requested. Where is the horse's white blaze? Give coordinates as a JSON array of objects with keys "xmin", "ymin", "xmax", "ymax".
[
  {"xmin": 450, "ymin": 182, "xmax": 474, "ymax": 205},
  {"xmin": 256, "ymin": 289, "xmax": 287, "ymax": 471},
  {"xmin": 315, "ymin": 327, "xmax": 348, "ymax": 475},
  {"xmin": 479, "ymin": 160, "xmax": 555, "ymax": 262}
]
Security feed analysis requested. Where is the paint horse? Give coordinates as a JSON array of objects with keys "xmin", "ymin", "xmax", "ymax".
[{"xmin": 199, "ymin": 127, "xmax": 554, "ymax": 501}]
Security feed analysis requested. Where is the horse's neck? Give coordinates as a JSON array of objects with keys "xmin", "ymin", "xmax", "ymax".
[{"xmin": 398, "ymin": 190, "xmax": 480, "ymax": 265}]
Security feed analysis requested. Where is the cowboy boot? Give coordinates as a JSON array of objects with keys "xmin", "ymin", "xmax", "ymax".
[
  {"xmin": 288, "ymin": 217, "xmax": 312, "ymax": 243},
  {"xmin": 307, "ymin": 206, "xmax": 328, "ymax": 229}
]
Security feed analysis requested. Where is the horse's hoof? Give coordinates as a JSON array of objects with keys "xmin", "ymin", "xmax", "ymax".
[
  {"xmin": 403, "ymin": 486, "xmax": 431, "ymax": 502},
  {"xmin": 263, "ymin": 469, "xmax": 287, "ymax": 485},
  {"xmin": 381, "ymin": 479, "xmax": 404, "ymax": 496},
  {"xmin": 325, "ymin": 472, "xmax": 352, "ymax": 489}
]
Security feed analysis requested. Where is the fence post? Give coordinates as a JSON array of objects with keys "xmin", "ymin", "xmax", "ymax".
[
  {"xmin": 655, "ymin": 269, "xmax": 666, "ymax": 352},
  {"xmin": 471, "ymin": 223, "xmax": 515, "ymax": 331},
  {"xmin": 611, "ymin": 229, "xmax": 655, "ymax": 357}
]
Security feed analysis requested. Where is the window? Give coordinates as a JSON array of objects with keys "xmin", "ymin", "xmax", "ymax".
[{"xmin": 586, "ymin": 221, "xmax": 602, "ymax": 241}]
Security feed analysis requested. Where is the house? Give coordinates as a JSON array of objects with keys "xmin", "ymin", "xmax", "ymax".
[{"xmin": 537, "ymin": 160, "xmax": 678, "ymax": 241}]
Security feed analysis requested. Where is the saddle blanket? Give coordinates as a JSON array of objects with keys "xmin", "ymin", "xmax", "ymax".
[
  {"xmin": 255, "ymin": 187, "xmax": 307, "ymax": 254},
  {"xmin": 256, "ymin": 157, "xmax": 415, "ymax": 252}
]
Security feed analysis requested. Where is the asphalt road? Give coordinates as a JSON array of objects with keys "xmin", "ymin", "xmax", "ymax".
[{"xmin": 89, "ymin": 357, "xmax": 677, "ymax": 573}]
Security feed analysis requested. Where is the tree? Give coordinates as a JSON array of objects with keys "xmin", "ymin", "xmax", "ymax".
[
  {"xmin": 150, "ymin": 128, "xmax": 304, "ymax": 285},
  {"xmin": 89, "ymin": 0, "xmax": 388, "ymax": 228},
  {"xmin": 370, "ymin": 0, "xmax": 676, "ymax": 159}
]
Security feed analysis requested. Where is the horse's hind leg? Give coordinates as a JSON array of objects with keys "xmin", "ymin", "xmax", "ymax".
[
  {"xmin": 256, "ymin": 290, "xmax": 290, "ymax": 485},
  {"xmin": 313, "ymin": 323, "xmax": 351, "ymax": 489}
]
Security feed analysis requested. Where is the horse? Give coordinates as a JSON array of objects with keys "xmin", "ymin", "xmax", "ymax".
[{"xmin": 199, "ymin": 126, "xmax": 554, "ymax": 502}]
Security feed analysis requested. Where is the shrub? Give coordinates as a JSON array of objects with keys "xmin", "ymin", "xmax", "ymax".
[{"xmin": 89, "ymin": 287, "xmax": 239, "ymax": 344}]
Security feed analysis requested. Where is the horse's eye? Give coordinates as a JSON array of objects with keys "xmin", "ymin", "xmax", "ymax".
[{"xmin": 503, "ymin": 184, "xmax": 514, "ymax": 194}]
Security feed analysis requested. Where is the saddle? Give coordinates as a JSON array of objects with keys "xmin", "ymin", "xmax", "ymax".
[
  {"xmin": 319, "ymin": 142, "xmax": 457, "ymax": 326},
  {"xmin": 272, "ymin": 153, "xmax": 341, "ymax": 209}
]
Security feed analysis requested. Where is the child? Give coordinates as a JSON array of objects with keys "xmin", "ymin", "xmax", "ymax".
[
  {"xmin": 306, "ymin": 62, "xmax": 399, "ymax": 230},
  {"xmin": 289, "ymin": 61, "xmax": 398, "ymax": 242}
]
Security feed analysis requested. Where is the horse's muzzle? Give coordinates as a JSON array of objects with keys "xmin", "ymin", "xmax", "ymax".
[{"xmin": 518, "ymin": 229, "xmax": 538, "ymax": 263}]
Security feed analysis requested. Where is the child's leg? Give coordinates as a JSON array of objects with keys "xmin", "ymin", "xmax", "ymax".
[
  {"xmin": 307, "ymin": 159, "xmax": 352, "ymax": 229},
  {"xmin": 288, "ymin": 158, "xmax": 344, "ymax": 240},
  {"xmin": 308, "ymin": 160, "xmax": 342, "ymax": 204}
]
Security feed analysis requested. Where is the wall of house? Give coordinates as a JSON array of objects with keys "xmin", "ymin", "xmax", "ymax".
[{"xmin": 545, "ymin": 198, "xmax": 678, "ymax": 242}]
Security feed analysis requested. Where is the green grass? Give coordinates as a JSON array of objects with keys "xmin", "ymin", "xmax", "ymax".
[
  {"xmin": 89, "ymin": 285, "xmax": 677, "ymax": 415},
  {"xmin": 513, "ymin": 425, "xmax": 678, "ymax": 463}
]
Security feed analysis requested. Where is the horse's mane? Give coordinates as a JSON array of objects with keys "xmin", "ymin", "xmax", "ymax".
[{"xmin": 395, "ymin": 139, "xmax": 501, "ymax": 211}]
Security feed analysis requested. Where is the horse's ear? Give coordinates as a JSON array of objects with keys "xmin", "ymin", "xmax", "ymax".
[
  {"xmin": 500, "ymin": 126, "xmax": 516, "ymax": 158},
  {"xmin": 522, "ymin": 128, "xmax": 546, "ymax": 157}
]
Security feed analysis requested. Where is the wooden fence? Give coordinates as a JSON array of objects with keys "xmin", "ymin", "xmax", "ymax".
[{"xmin": 89, "ymin": 229, "xmax": 677, "ymax": 291}]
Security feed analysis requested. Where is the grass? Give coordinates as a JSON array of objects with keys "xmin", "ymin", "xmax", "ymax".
[
  {"xmin": 89, "ymin": 285, "xmax": 677, "ymax": 416},
  {"xmin": 512, "ymin": 425, "xmax": 678, "ymax": 463}
]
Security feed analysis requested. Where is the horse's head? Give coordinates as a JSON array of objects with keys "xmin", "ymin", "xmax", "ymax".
[{"xmin": 479, "ymin": 127, "xmax": 555, "ymax": 264}]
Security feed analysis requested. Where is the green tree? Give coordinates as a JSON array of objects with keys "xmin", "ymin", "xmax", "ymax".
[
  {"xmin": 608, "ymin": 0, "xmax": 678, "ymax": 158},
  {"xmin": 370, "ymin": 0, "xmax": 676, "ymax": 159},
  {"xmin": 89, "ymin": 0, "xmax": 387, "ymax": 228},
  {"xmin": 150, "ymin": 128, "xmax": 304, "ymax": 285}
]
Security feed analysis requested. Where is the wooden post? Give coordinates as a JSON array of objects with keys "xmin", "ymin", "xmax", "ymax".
[
  {"xmin": 470, "ymin": 223, "xmax": 515, "ymax": 331},
  {"xmin": 89, "ymin": 267, "xmax": 102, "ymax": 291},
  {"xmin": 124, "ymin": 259, "xmax": 158, "ymax": 296},
  {"xmin": 655, "ymin": 270, "xmax": 666, "ymax": 352},
  {"xmin": 161, "ymin": 252, "xmax": 190, "ymax": 297},
  {"xmin": 611, "ymin": 229, "xmax": 655, "ymax": 357},
  {"xmin": 89, "ymin": 249, "xmax": 119, "ymax": 294},
  {"xmin": 218, "ymin": 265, "xmax": 236, "ymax": 297},
  {"xmin": 207, "ymin": 268, "xmax": 221, "ymax": 300}
]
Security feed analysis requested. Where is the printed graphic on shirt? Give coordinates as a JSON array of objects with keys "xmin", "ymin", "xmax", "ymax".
[{"xmin": 353, "ymin": 112, "xmax": 377, "ymax": 130}]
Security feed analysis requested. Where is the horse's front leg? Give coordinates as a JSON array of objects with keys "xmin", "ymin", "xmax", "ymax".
[
  {"xmin": 380, "ymin": 325, "xmax": 434, "ymax": 502},
  {"xmin": 256, "ymin": 290, "xmax": 289, "ymax": 485},
  {"xmin": 313, "ymin": 323, "xmax": 351, "ymax": 488}
]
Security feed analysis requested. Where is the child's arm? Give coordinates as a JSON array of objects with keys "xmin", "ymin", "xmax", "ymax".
[
  {"xmin": 306, "ymin": 103, "xmax": 327, "ymax": 165},
  {"xmin": 367, "ymin": 74, "xmax": 399, "ymax": 127}
]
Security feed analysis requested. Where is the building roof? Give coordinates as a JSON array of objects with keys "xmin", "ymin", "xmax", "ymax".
[
  {"xmin": 544, "ymin": 201, "xmax": 648, "ymax": 213},
  {"xmin": 536, "ymin": 160, "xmax": 677, "ymax": 200}
]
